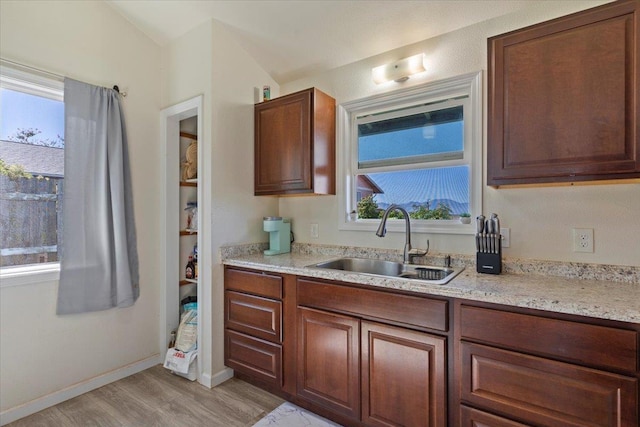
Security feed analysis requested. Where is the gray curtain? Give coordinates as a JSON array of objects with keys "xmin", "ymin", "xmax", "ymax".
[{"xmin": 56, "ymin": 78, "xmax": 139, "ymax": 315}]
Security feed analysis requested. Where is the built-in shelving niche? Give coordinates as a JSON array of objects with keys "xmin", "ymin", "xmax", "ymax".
[{"xmin": 161, "ymin": 95, "xmax": 205, "ymax": 385}]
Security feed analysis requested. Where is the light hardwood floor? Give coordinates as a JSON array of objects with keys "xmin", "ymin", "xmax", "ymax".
[{"xmin": 7, "ymin": 365, "xmax": 284, "ymax": 427}]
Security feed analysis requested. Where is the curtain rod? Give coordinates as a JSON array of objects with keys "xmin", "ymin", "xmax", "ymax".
[{"xmin": 1, "ymin": 58, "xmax": 126, "ymax": 97}]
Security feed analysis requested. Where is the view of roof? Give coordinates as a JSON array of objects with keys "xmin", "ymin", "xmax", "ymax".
[{"xmin": 0, "ymin": 140, "xmax": 64, "ymax": 177}]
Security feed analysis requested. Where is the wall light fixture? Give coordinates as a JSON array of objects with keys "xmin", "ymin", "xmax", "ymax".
[{"xmin": 372, "ymin": 54, "xmax": 426, "ymax": 84}]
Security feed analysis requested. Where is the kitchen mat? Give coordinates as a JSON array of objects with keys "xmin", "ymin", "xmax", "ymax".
[{"xmin": 252, "ymin": 402, "xmax": 342, "ymax": 427}]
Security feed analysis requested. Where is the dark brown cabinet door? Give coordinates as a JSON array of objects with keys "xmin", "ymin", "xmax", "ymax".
[
  {"xmin": 461, "ymin": 342, "xmax": 638, "ymax": 427},
  {"xmin": 361, "ymin": 321, "xmax": 447, "ymax": 427},
  {"xmin": 488, "ymin": 0, "xmax": 640, "ymax": 186},
  {"xmin": 297, "ymin": 307, "xmax": 360, "ymax": 420},
  {"xmin": 254, "ymin": 88, "xmax": 335, "ymax": 195}
]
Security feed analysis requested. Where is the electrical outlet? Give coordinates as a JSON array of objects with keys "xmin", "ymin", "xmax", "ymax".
[
  {"xmin": 501, "ymin": 228, "xmax": 510, "ymax": 248},
  {"xmin": 310, "ymin": 223, "xmax": 319, "ymax": 239},
  {"xmin": 573, "ymin": 228, "xmax": 594, "ymax": 253}
]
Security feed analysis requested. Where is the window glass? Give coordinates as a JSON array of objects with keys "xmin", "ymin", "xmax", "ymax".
[
  {"xmin": 354, "ymin": 100, "xmax": 469, "ymax": 222},
  {"xmin": 0, "ymin": 89, "xmax": 65, "ymax": 147},
  {"xmin": 356, "ymin": 165, "xmax": 469, "ymax": 219},
  {"xmin": 0, "ymin": 67, "xmax": 64, "ymax": 268},
  {"xmin": 339, "ymin": 72, "xmax": 481, "ymax": 232},
  {"xmin": 357, "ymin": 105, "xmax": 463, "ymax": 168}
]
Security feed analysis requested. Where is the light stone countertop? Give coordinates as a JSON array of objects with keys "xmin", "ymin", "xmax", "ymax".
[{"xmin": 222, "ymin": 250, "xmax": 640, "ymax": 324}]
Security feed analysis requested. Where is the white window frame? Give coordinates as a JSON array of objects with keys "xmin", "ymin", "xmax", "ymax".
[
  {"xmin": 0, "ymin": 60, "xmax": 64, "ymax": 285},
  {"xmin": 337, "ymin": 71, "xmax": 482, "ymax": 235}
]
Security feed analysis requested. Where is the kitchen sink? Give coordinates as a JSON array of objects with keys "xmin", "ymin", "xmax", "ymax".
[{"xmin": 307, "ymin": 257, "xmax": 464, "ymax": 285}]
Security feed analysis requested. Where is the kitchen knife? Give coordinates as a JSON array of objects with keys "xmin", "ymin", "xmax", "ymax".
[
  {"xmin": 490, "ymin": 213, "xmax": 500, "ymax": 253},
  {"xmin": 486, "ymin": 218, "xmax": 494, "ymax": 253},
  {"xmin": 476, "ymin": 215, "xmax": 485, "ymax": 252}
]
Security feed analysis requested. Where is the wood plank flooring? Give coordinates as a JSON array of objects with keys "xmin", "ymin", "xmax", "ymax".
[{"xmin": 7, "ymin": 365, "xmax": 284, "ymax": 427}]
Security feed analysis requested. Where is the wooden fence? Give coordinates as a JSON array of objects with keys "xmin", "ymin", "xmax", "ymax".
[{"xmin": 0, "ymin": 175, "xmax": 63, "ymax": 267}]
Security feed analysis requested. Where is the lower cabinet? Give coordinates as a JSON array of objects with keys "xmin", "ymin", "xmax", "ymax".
[
  {"xmin": 224, "ymin": 267, "xmax": 284, "ymax": 388},
  {"xmin": 458, "ymin": 303, "xmax": 639, "ymax": 427},
  {"xmin": 297, "ymin": 307, "xmax": 361, "ymax": 420},
  {"xmin": 461, "ymin": 342, "xmax": 637, "ymax": 426},
  {"xmin": 224, "ymin": 267, "xmax": 640, "ymax": 427},
  {"xmin": 296, "ymin": 300, "xmax": 448, "ymax": 426},
  {"xmin": 361, "ymin": 321, "xmax": 446, "ymax": 427}
]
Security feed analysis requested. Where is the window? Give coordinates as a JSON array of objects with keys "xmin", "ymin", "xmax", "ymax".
[
  {"xmin": 0, "ymin": 61, "xmax": 64, "ymax": 270},
  {"xmin": 339, "ymin": 72, "xmax": 481, "ymax": 234}
]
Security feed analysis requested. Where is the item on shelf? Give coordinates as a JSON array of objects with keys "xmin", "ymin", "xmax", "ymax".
[
  {"xmin": 263, "ymin": 85, "xmax": 271, "ymax": 101},
  {"xmin": 181, "ymin": 295, "xmax": 197, "ymax": 306},
  {"xmin": 185, "ymin": 201, "xmax": 198, "ymax": 230},
  {"xmin": 185, "ymin": 255, "xmax": 195, "ymax": 279},
  {"xmin": 181, "ymin": 139, "xmax": 197, "ymax": 181},
  {"xmin": 175, "ymin": 309, "xmax": 198, "ymax": 352},
  {"xmin": 183, "ymin": 301, "xmax": 197, "ymax": 312},
  {"xmin": 192, "ymin": 245, "xmax": 198, "ymax": 277}
]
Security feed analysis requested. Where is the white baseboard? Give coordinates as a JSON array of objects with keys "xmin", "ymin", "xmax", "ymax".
[
  {"xmin": 199, "ymin": 371, "xmax": 213, "ymax": 388},
  {"xmin": 0, "ymin": 354, "xmax": 162, "ymax": 426},
  {"xmin": 210, "ymin": 367, "xmax": 234, "ymax": 387}
]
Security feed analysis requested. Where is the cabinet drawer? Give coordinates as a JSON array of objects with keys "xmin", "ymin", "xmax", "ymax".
[
  {"xmin": 461, "ymin": 342, "xmax": 638, "ymax": 427},
  {"xmin": 460, "ymin": 406, "xmax": 530, "ymax": 427},
  {"xmin": 297, "ymin": 278, "xmax": 448, "ymax": 332},
  {"xmin": 224, "ymin": 267, "xmax": 282, "ymax": 299},
  {"xmin": 460, "ymin": 305, "xmax": 637, "ymax": 372},
  {"xmin": 225, "ymin": 291, "xmax": 282, "ymax": 343},
  {"xmin": 225, "ymin": 330, "xmax": 282, "ymax": 387}
]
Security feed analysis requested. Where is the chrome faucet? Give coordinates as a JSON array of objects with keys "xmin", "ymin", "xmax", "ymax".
[{"xmin": 376, "ymin": 204, "xmax": 429, "ymax": 264}]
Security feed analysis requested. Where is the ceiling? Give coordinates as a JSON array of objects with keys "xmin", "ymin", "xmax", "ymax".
[{"xmin": 106, "ymin": 0, "xmax": 537, "ymax": 84}]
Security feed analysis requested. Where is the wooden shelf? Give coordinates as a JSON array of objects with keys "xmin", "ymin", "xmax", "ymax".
[
  {"xmin": 180, "ymin": 131, "xmax": 197, "ymax": 140},
  {"xmin": 180, "ymin": 229, "xmax": 198, "ymax": 236},
  {"xmin": 180, "ymin": 180, "xmax": 197, "ymax": 187},
  {"xmin": 179, "ymin": 279, "xmax": 198, "ymax": 286}
]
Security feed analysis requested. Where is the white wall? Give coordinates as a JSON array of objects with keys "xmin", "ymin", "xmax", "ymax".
[
  {"xmin": 0, "ymin": 0, "xmax": 162, "ymax": 417},
  {"xmin": 279, "ymin": 0, "xmax": 640, "ymax": 267},
  {"xmin": 160, "ymin": 18, "xmax": 279, "ymax": 383},
  {"xmin": 209, "ymin": 21, "xmax": 280, "ymax": 376},
  {"xmin": 161, "ymin": 20, "xmax": 215, "ymax": 385}
]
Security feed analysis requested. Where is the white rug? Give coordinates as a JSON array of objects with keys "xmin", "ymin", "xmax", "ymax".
[{"xmin": 253, "ymin": 402, "xmax": 342, "ymax": 427}]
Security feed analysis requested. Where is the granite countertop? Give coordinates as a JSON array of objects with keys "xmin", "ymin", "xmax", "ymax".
[{"xmin": 222, "ymin": 247, "xmax": 640, "ymax": 324}]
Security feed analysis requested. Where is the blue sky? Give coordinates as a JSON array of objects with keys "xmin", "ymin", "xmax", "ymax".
[{"xmin": 0, "ymin": 88, "xmax": 64, "ymax": 143}]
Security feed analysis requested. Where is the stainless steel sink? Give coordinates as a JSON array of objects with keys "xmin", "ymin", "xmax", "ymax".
[{"xmin": 307, "ymin": 257, "xmax": 464, "ymax": 285}]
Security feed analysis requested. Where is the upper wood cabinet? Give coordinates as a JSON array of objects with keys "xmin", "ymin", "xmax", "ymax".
[
  {"xmin": 487, "ymin": 0, "xmax": 640, "ymax": 186},
  {"xmin": 254, "ymin": 88, "xmax": 336, "ymax": 195}
]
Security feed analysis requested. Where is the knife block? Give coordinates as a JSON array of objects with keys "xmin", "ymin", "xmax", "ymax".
[{"xmin": 476, "ymin": 239, "xmax": 502, "ymax": 275}]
